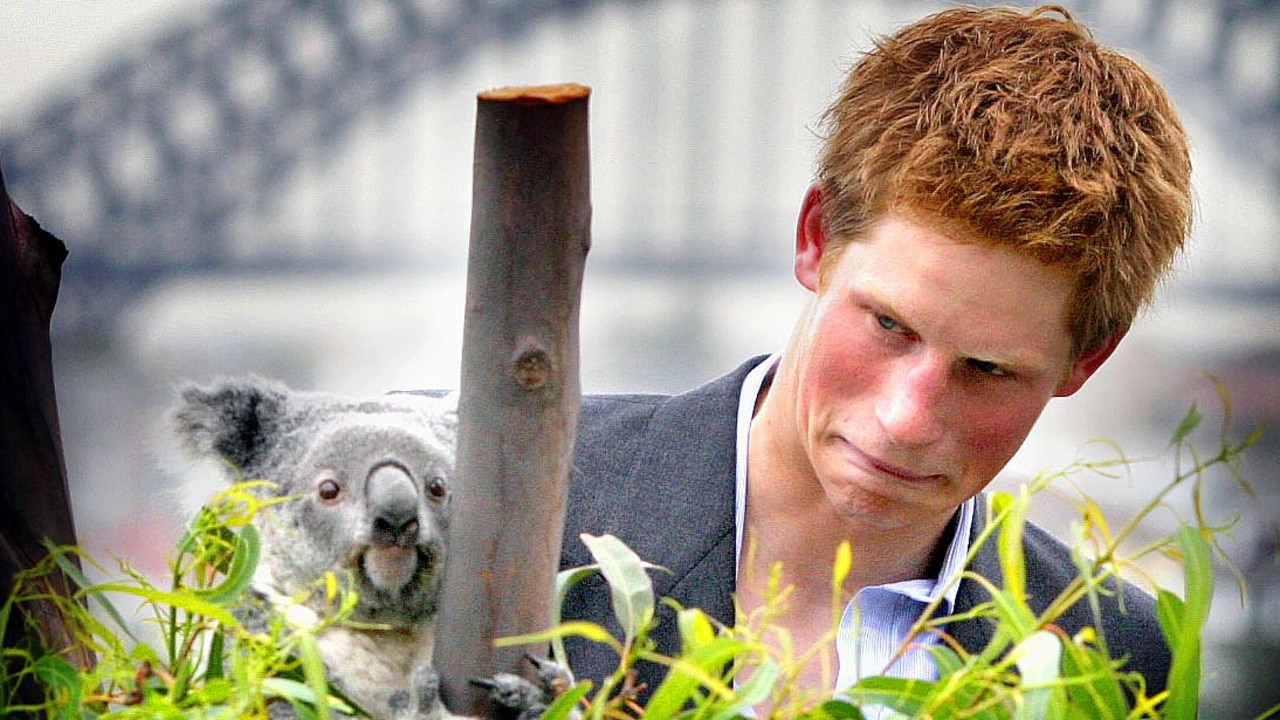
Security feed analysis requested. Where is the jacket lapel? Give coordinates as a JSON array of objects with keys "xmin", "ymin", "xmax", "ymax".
[
  {"xmin": 947, "ymin": 493, "xmax": 1000, "ymax": 653},
  {"xmin": 615, "ymin": 359, "xmax": 766, "ymax": 628}
]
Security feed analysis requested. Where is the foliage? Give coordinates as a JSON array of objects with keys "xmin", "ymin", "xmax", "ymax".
[
  {"xmin": 1, "ymin": 481, "xmax": 363, "ymax": 719},
  {"xmin": 2, "ymin": 392, "xmax": 1275, "ymax": 719},
  {"xmin": 502, "ymin": 391, "xmax": 1275, "ymax": 720}
]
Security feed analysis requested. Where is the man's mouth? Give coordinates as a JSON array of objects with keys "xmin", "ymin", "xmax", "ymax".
[{"xmin": 839, "ymin": 438, "xmax": 939, "ymax": 483}]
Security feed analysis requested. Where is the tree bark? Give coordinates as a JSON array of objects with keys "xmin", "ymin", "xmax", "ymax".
[
  {"xmin": 1, "ymin": 159, "xmax": 88, "ymax": 694},
  {"xmin": 435, "ymin": 83, "xmax": 591, "ymax": 717}
]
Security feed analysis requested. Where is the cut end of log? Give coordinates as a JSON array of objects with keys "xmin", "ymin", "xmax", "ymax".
[{"xmin": 478, "ymin": 83, "xmax": 591, "ymax": 105}]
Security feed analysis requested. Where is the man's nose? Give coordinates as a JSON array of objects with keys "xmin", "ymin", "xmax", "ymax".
[{"xmin": 875, "ymin": 354, "xmax": 947, "ymax": 447}]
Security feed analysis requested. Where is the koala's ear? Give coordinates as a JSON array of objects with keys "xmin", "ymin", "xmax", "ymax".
[{"xmin": 171, "ymin": 376, "xmax": 288, "ymax": 472}]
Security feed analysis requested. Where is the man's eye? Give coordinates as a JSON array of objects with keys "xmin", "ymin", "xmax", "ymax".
[
  {"xmin": 967, "ymin": 358, "xmax": 1007, "ymax": 377},
  {"xmin": 876, "ymin": 314, "xmax": 903, "ymax": 332}
]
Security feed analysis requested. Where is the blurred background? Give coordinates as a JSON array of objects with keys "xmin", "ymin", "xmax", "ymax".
[{"xmin": 2, "ymin": 0, "xmax": 1277, "ymax": 715}]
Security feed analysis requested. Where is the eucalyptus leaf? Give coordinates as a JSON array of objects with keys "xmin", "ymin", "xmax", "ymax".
[
  {"xmin": 42, "ymin": 540, "xmax": 142, "ymax": 647},
  {"xmin": 643, "ymin": 637, "xmax": 751, "ymax": 720},
  {"xmin": 1011, "ymin": 630, "xmax": 1064, "ymax": 720},
  {"xmin": 965, "ymin": 574, "xmax": 1037, "ymax": 643},
  {"xmin": 552, "ymin": 563, "xmax": 608, "ymax": 668},
  {"xmin": 844, "ymin": 675, "xmax": 935, "ymax": 716},
  {"xmin": 927, "ymin": 644, "xmax": 965, "ymax": 678},
  {"xmin": 998, "ymin": 486, "xmax": 1030, "ymax": 607},
  {"xmin": 542, "ymin": 680, "xmax": 593, "ymax": 720},
  {"xmin": 1057, "ymin": 640, "xmax": 1127, "ymax": 719},
  {"xmin": 30, "ymin": 655, "xmax": 80, "ymax": 720},
  {"xmin": 495, "ymin": 620, "xmax": 620, "ymax": 650},
  {"xmin": 676, "ymin": 606, "xmax": 717, "ymax": 654},
  {"xmin": 1159, "ymin": 526, "xmax": 1212, "ymax": 720},
  {"xmin": 580, "ymin": 533, "xmax": 657, "ymax": 644},
  {"xmin": 193, "ymin": 523, "xmax": 260, "ymax": 604},
  {"xmin": 1169, "ymin": 403, "xmax": 1203, "ymax": 445},
  {"xmin": 86, "ymin": 583, "xmax": 238, "ymax": 627},
  {"xmin": 811, "ymin": 699, "xmax": 867, "ymax": 720},
  {"xmin": 725, "ymin": 658, "xmax": 780, "ymax": 709},
  {"xmin": 703, "ymin": 661, "xmax": 782, "ymax": 720}
]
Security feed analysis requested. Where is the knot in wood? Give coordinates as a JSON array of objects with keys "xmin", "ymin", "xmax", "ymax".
[{"xmin": 512, "ymin": 348, "xmax": 552, "ymax": 390}]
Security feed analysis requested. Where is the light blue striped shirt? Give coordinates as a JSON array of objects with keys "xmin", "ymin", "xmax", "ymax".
[{"xmin": 734, "ymin": 354, "xmax": 974, "ymax": 697}]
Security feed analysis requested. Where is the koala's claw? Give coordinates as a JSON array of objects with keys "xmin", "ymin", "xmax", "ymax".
[
  {"xmin": 471, "ymin": 655, "xmax": 578, "ymax": 720},
  {"xmin": 471, "ymin": 673, "xmax": 546, "ymax": 720},
  {"xmin": 523, "ymin": 653, "xmax": 574, "ymax": 696}
]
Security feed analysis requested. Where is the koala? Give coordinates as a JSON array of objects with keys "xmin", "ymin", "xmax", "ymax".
[{"xmin": 170, "ymin": 377, "xmax": 562, "ymax": 719}]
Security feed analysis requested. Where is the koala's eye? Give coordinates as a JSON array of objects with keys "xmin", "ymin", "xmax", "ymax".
[
  {"xmin": 427, "ymin": 477, "xmax": 448, "ymax": 501},
  {"xmin": 317, "ymin": 479, "xmax": 342, "ymax": 502}
]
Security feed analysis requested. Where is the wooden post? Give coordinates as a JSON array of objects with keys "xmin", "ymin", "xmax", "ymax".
[
  {"xmin": 1, "ymin": 159, "xmax": 89, "ymax": 697},
  {"xmin": 435, "ymin": 84, "xmax": 591, "ymax": 716}
]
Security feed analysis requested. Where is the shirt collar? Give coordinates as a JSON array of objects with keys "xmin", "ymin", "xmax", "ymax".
[{"xmin": 735, "ymin": 353, "xmax": 781, "ymax": 568}]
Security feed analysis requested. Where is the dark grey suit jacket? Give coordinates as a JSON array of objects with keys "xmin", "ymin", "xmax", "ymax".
[{"xmin": 559, "ymin": 356, "xmax": 1171, "ymax": 701}]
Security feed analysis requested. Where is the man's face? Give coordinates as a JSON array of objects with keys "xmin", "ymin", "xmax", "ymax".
[{"xmin": 785, "ymin": 206, "xmax": 1109, "ymax": 532}]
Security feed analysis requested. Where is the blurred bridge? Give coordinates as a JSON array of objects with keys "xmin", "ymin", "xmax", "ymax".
[
  {"xmin": 0, "ymin": 0, "xmax": 1277, "ymax": 335},
  {"xmin": 2, "ymin": 4, "xmax": 1277, "ymax": 716}
]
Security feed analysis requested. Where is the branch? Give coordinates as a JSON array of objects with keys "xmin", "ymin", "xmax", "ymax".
[{"xmin": 434, "ymin": 84, "xmax": 591, "ymax": 717}]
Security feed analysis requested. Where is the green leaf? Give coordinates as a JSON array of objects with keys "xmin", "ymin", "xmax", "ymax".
[
  {"xmin": 43, "ymin": 541, "xmax": 143, "ymax": 647},
  {"xmin": 810, "ymin": 699, "xmax": 867, "ymax": 720},
  {"xmin": 844, "ymin": 676, "xmax": 936, "ymax": 716},
  {"xmin": 676, "ymin": 606, "xmax": 717, "ymax": 655},
  {"xmin": 1159, "ymin": 526, "xmax": 1213, "ymax": 720},
  {"xmin": 205, "ymin": 627, "xmax": 227, "ymax": 681},
  {"xmin": 580, "ymin": 534, "xmax": 657, "ymax": 644},
  {"xmin": 998, "ymin": 486, "xmax": 1030, "ymax": 607},
  {"xmin": 832, "ymin": 541, "xmax": 853, "ymax": 592},
  {"xmin": 85, "ymin": 583, "xmax": 238, "ymax": 627},
  {"xmin": 193, "ymin": 523, "xmax": 260, "ymax": 604},
  {"xmin": 989, "ymin": 490, "xmax": 1014, "ymax": 519},
  {"xmin": 1057, "ymin": 640, "xmax": 1127, "ymax": 720},
  {"xmin": 642, "ymin": 637, "xmax": 751, "ymax": 720},
  {"xmin": 542, "ymin": 680, "xmax": 593, "ymax": 720},
  {"xmin": 1169, "ymin": 403, "xmax": 1203, "ymax": 445},
  {"xmin": 928, "ymin": 644, "xmax": 965, "ymax": 677},
  {"xmin": 1011, "ymin": 630, "xmax": 1064, "ymax": 720},
  {"xmin": 495, "ymin": 620, "xmax": 620, "ymax": 652},
  {"xmin": 716, "ymin": 658, "xmax": 779, "ymax": 714},
  {"xmin": 296, "ymin": 633, "xmax": 356, "ymax": 719},
  {"xmin": 552, "ymin": 563, "xmax": 609, "ymax": 669},
  {"xmin": 30, "ymin": 654, "xmax": 81, "ymax": 720},
  {"xmin": 189, "ymin": 676, "xmax": 235, "ymax": 706},
  {"xmin": 966, "ymin": 574, "xmax": 1037, "ymax": 644},
  {"xmin": 262, "ymin": 677, "xmax": 355, "ymax": 715},
  {"xmin": 1155, "ymin": 591, "xmax": 1185, "ymax": 649}
]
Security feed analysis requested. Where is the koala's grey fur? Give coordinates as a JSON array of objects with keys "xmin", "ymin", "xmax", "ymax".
[{"xmin": 171, "ymin": 376, "xmax": 460, "ymax": 719}]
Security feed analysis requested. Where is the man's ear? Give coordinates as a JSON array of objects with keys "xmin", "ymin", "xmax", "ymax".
[
  {"xmin": 1055, "ymin": 329, "xmax": 1128, "ymax": 397},
  {"xmin": 795, "ymin": 183, "xmax": 826, "ymax": 291}
]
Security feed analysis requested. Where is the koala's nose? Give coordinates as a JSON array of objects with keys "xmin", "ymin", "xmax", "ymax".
[{"xmin": 367, "ymin": 464, "xmax": 420, "ymax": 548}]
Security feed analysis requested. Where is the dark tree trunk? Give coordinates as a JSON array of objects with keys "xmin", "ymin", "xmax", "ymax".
[
  {"xmin": 1, "ymin": 159, "xmax": 89, "ymax": 700},
  {"xmin": 435, "ymin": 84, "xmax": 591, "ymax": 717}
]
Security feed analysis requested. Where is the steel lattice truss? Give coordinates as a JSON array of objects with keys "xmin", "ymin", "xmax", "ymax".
[{"xmin": 1, "ymin": 0, "xmax": 1276, "ymax": 332}]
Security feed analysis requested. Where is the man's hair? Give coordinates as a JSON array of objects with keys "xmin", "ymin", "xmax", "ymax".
[{"xmin": 817, "ymin": 5, "xmax": 1192, "ymax": 356}]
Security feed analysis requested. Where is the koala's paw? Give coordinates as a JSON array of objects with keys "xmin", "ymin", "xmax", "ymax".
[
  {"xmin": 471, "ymin": 655, "xmax": 577, "ymax": 720},
  {"xmin": 407, "ymin": 663, "xmax": 448, "ymax": 720}
]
